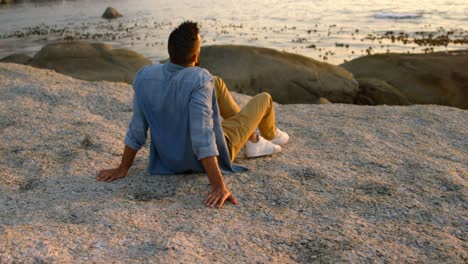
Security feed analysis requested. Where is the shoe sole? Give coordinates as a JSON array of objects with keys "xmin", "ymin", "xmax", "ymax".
[
  {"xmin": 271, "ymin": 139, "xmax": 289, "ymax": 145},
  {"xmin": 245, "ymin": 146, "xmax": 282, "ymax": 158}
]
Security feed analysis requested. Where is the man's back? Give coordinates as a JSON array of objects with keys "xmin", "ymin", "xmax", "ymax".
[
  {"xmin": 97, "ymin": 21, "xmax": 283, "ymax": 208},
  {"xmin": 124, "ymin": 62, "xmax": 236, "ymax": 175}
]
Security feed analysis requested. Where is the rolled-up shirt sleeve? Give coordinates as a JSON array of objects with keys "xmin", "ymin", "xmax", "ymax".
[
  {"xmin": 189, "ymin": 79, "xmax": 219, "ymax": 160},
  {"xmin": 124, "ymin": 94, "xmax": 148, "ymax": 151}
]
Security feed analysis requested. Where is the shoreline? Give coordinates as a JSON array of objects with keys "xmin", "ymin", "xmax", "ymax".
[
  {"xmin": 2, "ymin": 40, "xmax": 466, "ymax": 109},
  {"xmin": 1, "ymin": 18, "xmax": 467, "ymax": 66},
  {"xmin": 1, "ymin": 35, "xmax": 468, "ymax": 67}
]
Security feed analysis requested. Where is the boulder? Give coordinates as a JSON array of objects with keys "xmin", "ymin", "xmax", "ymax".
[
  {"xmin": 0, "ymin": 53, "xmax": 32, "ymax": 64},
  {"xmin": 1, "ymin": 62, "xmax": 466, "ymax": 263},
  {"xmin": 199, "ymin": 45, "xmax": 359, "ymax": 104},
  {"xmin": 102, "ymin": 7, "xmax": 122, "ymax": 19},
  {"xmin": 354, "ymin": 78, "xmax": 410, "ymax": 105},
  {"xmin": 29, "ymin": 41, "xmax": 152, "ymax": 83},
  {"xmin": 341, "ymin": 50, "xmax": 468, "ymax": 109}
]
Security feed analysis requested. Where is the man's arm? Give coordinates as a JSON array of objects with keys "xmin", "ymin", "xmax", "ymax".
[
  {"xmin": 96, "ymin": 145, "xmax": 138, "ymax": 182},
  {"xmin": 201, "ymin": 156, "xmax": 238, "ymax": 208},
  {"xmin": 189, "ymin": 77, "xmax": 237, "ymax": 208},
  {"xmin": 97, "ymin": 86, "xmax": 148, "ymax": 182}
]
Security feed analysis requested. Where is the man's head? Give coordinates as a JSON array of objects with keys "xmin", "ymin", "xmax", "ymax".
[{"xmin": 168, "ymin": 21, "xmax": 201, "ymax": 66}]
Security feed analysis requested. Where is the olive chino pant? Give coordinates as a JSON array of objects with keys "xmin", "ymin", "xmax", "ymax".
[{"xmin": 213, "ymin": 76, "xmax": 277, "ymax": 161}]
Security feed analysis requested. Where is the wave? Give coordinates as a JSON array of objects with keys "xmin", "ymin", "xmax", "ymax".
[{"xmin": 374, "ymin": 12, "xmax": 423, "ymax": 19}]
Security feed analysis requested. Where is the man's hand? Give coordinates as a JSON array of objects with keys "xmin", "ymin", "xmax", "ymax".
[
  {"xmin": 96, "ymin": 167, "xmax": 128, "ymax": 182},
  {"xmin": 97, "ymin": 145, "xmax": 138, "ymax": 182},
  {"xmin": 205, "ymin": 187, "xmax": 238, "ymax": 208},
  {"xmin": 200, "ymin": 156, "xmax": 239, "ymax": 209}
]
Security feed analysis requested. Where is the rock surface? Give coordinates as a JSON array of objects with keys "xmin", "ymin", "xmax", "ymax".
[
  {"xmin": 354, "ymin": 78, "xmax": 410, "ymax": 106},
  {"xmin": 102, "ymin": 7, "xmax": 123, "ymax": 19},
  {"xmin": 200, "ymin": 45, "xmax": 359, "ymax": 104},
  {"xmin": 0, "ymin": 53, "xmax": 32, "ymax": 65},
  {"xmin": 29, "ymin": 41, "xmax": 152, "ymax": 84},
  {"xmin": 341, "ymin": 50, "xmax": 468, "ymax": 109},
  {"xmin": 0, "ymin": 63, "xmax": 466, "ymax": 263}
]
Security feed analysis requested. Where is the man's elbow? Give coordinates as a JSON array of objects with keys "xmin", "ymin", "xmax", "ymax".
[
  {"xmin": 124, "ymin": 134, "xmax": 145, "ymax": 151},
  {"xmin": 194, "ymin": 145, "xmax": 219, "ymax": 160}
]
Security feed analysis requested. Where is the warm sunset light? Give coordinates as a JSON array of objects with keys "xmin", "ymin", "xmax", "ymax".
[
  {"xmin": 1, "ymin": 0, "xmax": 467, "ymax": 64},
  {"xmin": 0, "ymin": 0, "xmax": 466, "ymax": 263}
]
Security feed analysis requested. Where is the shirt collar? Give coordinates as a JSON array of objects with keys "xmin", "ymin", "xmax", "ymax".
[{"xmin": 166, "ymin": 61, "xmax": 186, "ymax": 72}]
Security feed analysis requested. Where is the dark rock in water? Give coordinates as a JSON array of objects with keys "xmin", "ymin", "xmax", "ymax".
[
  {"xmin": 102, "ymin": 7, "xmax": 123, "ymax": 19},
  {"xmin": 341, "ymin": 50, "xmax": 468, "ymax": 109},
  {"xmin": 199, "ymin": 45, "xmax": 358, "ymax": 104},
  {"xmin": 354, "ymin": 78, "xmax": 410, "ymax": 106},
  {"xmin": 0, "ymin": 53, "xmax": 32, "ymax": 64},
  {"xmin": 29, "ymin": 41, "xmax": 152, "ymax": 83}
]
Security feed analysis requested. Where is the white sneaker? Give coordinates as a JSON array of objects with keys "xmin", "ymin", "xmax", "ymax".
[
  {"xmin": 271, "ymin": 128, "xmax": 289, "ymax": 146},
  {"xmin": 245, "ymin": 136, "xmax": 282, "ymax": 158}
]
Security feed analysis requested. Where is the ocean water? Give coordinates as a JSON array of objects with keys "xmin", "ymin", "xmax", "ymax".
[{"xmin": 0, "ymin": 0, "xmax": 467, "ymax": 65}]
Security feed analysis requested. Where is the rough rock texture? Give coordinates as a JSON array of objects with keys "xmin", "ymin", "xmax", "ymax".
[
  {"xmin": 0, "ymin": 63, "xmax": 467, "ymax": 263},
  {"xmin": 354, "ymin": 78, "xmax": 410, "ymax": 106},
  {"xmin": 200, "ymin": 45, "xmax": 359, "ymax": 104},
  {"xmin": 29, "ymin": 41, "xmax": 152, "ymax": 84},
  {"xmin": 341, "ymin": 50, "xmax": 468, "ymax": 109},
  {"xmin": 0, "ymin": 53, "xmax": 32, "ymax": 65},
  {"xmin": 102, "ymin": 7, "xmax": 123, "ymax": 19}
]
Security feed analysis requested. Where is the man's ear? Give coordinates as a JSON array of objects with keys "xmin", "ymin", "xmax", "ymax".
[{"xmin": 192, "ymin": 52, "xmax": 199, "ymax": 66}]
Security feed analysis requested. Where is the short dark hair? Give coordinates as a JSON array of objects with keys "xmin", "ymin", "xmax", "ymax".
[{"xmin": 168, "ymin": 21, "xmax": 200, "ymax": 65}]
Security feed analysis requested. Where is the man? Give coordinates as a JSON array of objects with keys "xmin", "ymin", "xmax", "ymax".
[{"xmin": 97, "ymin": 21, "xmax": 289, "ymax": 208}]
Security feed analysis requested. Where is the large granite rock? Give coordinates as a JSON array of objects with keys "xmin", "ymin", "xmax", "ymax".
[
  {"xmin": 29, "ymin": 41, "xmax": 152, "ymax": 83},
  {"xmin": 1, "ymin": 63, "xmax": 466, "ymax": 262},
  {"xmin": 200, "ymin": 45, "xmax": 359, "ymax": 104},
  {"xmin": 102, "ymin": 7, "xmax": 122, "ymax": 19},
  {"xmin": 0, "ymin": 53, "xmax": 32, "ymax": 64},
  {"xmin": 341, "ymin": 50, "xmax": 468, "ymax": 109}
]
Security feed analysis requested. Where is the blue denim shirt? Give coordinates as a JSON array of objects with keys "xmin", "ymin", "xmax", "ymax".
[{"xmin": 124, "ymin": 62, "xmax": 246, "ymax": 175}]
